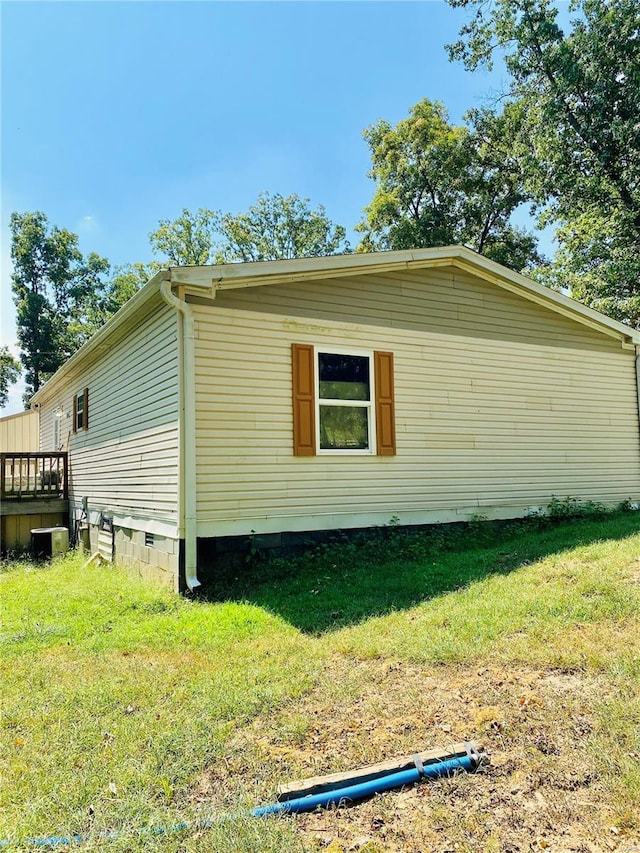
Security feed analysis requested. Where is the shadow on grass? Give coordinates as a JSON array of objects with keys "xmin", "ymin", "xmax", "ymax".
[{"xmin": 202, "ymin": 512, "xmax": 640, "ymax": 635}]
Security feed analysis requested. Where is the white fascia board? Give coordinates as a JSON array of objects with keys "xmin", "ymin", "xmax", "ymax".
[
  {"xmin": 169, "ymin": 246, "xmax": 462, "ymax": 290},
  {"xmin": 31, "ymin": 270, "xmax": 171, "ymax": 406}
]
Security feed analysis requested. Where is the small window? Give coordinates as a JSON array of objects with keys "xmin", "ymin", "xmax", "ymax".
[
  {"xmin": 73, "ymin": 388, "xmax": 89, "ymax": 433},
  {"xmin": 144, "ymin": 532, "xmax": 154, "ymax": 548},
  {"xmin": 317, "ymin": 351, "xmax": 374, "ymax": 453}
]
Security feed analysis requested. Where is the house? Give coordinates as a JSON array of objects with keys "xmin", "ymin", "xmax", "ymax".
[
  {"xmin": 0, "ymin": 409, "xmax": 39, "ymax": 452},
  {"xmin": 26, "ymin": 246, "xmax": 640, "ymax": 591}
]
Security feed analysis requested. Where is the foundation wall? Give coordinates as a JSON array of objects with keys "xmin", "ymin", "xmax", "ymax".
[{"xmin": 87, "ymin": 523, "xmax": 180, "ymax": 591}]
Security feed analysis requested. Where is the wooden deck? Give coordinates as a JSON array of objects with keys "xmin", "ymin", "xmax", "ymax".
[
  {"xmin": 1, "ymin": 452, "xmax": 68, "ymax": 502},
  {"xmin": 1, "ymin": 453, "xmax": 69, "ymax": 551}
]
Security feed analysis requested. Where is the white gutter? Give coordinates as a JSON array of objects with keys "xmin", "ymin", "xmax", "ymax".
[{"xmin": 160, "ymin": 280, "xmax": 200, "ymax": 592}]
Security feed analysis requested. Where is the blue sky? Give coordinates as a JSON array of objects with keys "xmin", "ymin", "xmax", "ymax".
[{"xmin": 2, "ymin": 0, "xmax": 520, "ymax": 413}]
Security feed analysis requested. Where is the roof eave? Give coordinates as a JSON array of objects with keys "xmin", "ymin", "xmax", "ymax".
[
  {"xmin": 449, "ymin": 255, "xmax": 640, "ymax": 346},
  {"xmin": 169, "ymin": 246, "xmax": 464, "ymax": 290},
  {"xmin": 31, "ymin": 269, "xmax": 171, "ymax": 406},
  {"xmin": 28, "ymin": 246, "xmax": 640, "ymax": 409},
  {"xmin": 171, "ymin": 246, "xmax": 640, "ymax": 346}
]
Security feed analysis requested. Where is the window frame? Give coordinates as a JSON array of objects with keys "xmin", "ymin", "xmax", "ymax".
[
  {"xmin": 73, "ymin": 388, "xmax": 89, "ymax": 433},
  {"xmin": 291, "ymin": 343, "xmax": 396, "ymax": 458},
  {"xmin": 314, "ymin": 346, "xmax": 376, "ymax": 456}
]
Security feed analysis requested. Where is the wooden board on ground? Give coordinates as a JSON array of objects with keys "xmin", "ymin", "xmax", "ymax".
[{"xmin": 277, "ymin": 741, "xmax": 478, "ymax": 802}]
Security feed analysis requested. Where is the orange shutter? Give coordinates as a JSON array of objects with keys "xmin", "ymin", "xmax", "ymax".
[
  {"xmin": 292, "ymin": 344, "xmax": 316, "ymax": 456},
  {"xmin": 83, "ymin": 388, "xmax": 89, "ymax": 431},
  {"xmin": 72, "ymin": 395, "xmax": 78, "ymax": 433},
  {"xmin": 375, "ymin": 351, "xmax": 396, "ymax": 456}
]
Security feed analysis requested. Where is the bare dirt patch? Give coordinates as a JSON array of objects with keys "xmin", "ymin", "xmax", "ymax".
[{"xmin": 189, "ymin": 657, "xmax": 639, "ymax": 852}]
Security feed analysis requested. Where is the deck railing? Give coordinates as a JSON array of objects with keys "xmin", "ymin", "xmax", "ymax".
[{"xmin": 1, "ymin": 453, "xmax": 68, "ymax": 501}]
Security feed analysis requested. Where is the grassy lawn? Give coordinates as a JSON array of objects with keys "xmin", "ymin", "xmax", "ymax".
[{"xmin": 1, "ymin": 512, "xmax": 639, "ymax": 852}]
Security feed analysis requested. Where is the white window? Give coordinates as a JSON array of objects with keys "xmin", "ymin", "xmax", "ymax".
[
  {"xmin": 73, "ymin": 388, "xmax": 89, "ymax": 432},
  {"xmin": 292, "ymin": 343, "xmax": 396, "ymax": 458},
  {"xmin": 316, "ymin": 349, "xmax": 375, "ymax": 453}
]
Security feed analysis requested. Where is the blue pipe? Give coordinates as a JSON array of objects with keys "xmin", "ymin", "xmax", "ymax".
[
  {"xmin": 2, "ymin": 752, "xmax": 478, "ymax": 848},
  {"xmin": 252, "ymin": 753, "xmax": 477, "ymax": 816}
]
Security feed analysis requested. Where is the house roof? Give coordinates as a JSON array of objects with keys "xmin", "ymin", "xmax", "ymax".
[{"xmin": 31, "ymin": 245, "xmax": 640, "ymax": 405}]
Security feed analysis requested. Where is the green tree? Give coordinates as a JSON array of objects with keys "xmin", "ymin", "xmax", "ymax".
[
  {"xmin": 87, "ymin": 262, "xmax": 161, "ymax": 330},
  {"xmin": 531, "ymin": 209, "xmax": 640, "ymax": 326},
  {"xmin": 10, "ymin": 212, "xmax": 110, "ymax": 401},
  {"xmin": 0, "ymin": 347, "xmax": 21, "ymax": 409},
  {"xmin": 446, "ymin": 0, "xmax": 640, "ymax": 324},
  {"xmin": 357, "ymin": 99, "xmax": 542, "ymax": 271},
  {"xmin": 65, "ymin": 250, "xmax": 112, "ymax": 347},
  {"xmin": 217, "ymin": 192, "xmax": 350, "ymax": 262},
  {"xmin": 150, "ymin": 195, "xmax": 350, "ymax": 266},
  {"xmin": 149, "ymin": 209, "xmax": 219, "ymax": 265}
]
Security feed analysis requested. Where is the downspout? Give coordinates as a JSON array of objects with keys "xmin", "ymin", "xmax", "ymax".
[{"xmin": 160, "ymin": 279, "xmax": 200, "ymax": 591}]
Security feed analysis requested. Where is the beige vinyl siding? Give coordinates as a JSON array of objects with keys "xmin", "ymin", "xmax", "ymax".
[
  {"xmin": 213, "ymin": 267, "xmax": 622, "ymax": 351},
  {"xmin": 0, "ymin": 410, "xmax": 39, "ymax": 452},
  {"xmin": 38, "ymin": 303, "xmax": 180, "ymax": 534},
  {"xmin": 193, "ymin": 267, "xmax": 640, "ymax": 536}
]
